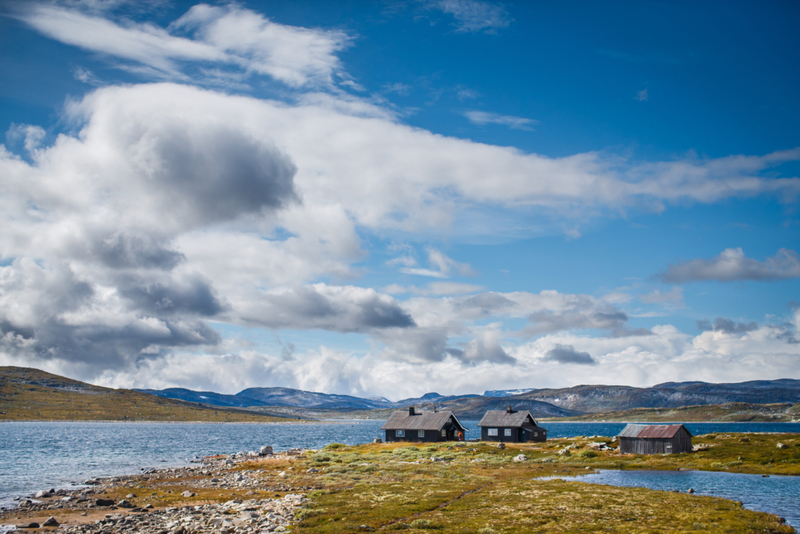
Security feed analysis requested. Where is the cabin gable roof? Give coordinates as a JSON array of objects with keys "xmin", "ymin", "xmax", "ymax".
[
  {"xmin": 381, "ymin": 410, "xmax": 465, "ymax": 431},
  {"xmin": 477, "ymin": 410, "xmax": 538, "ymax": 428}
]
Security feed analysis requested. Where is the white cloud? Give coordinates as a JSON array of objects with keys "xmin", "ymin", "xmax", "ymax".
[
  {"xmin": 18, "ymin": 3, "xmax": 352, "ymax": 88},
  {"xmin": 3, "ymin": 4, "xmax": 800, "ymax": 395},
  {"xmin": 423, "ymin": 0, "xmax": 511, "ymax": 33},
  {"xmin": 6, "ymin": 123, "xmax": 46, "ymax": 153},
  {"xmin": 463, "ymin": 110, "xmax": 537, "ymax": 130},
  {"xmin": 660, "ymin": 248, "xmax": 800, "ymax": 283},
  {"xmin": 602, "ymin": 292, "xmax": 634, "ymax": 304},
  {"xmin": 399, "ymin": 248, "xmax": 476, "ymax": 278},
  {"xmin": 636, "ymin": 88, "xmax": 648, "ymax": 102},
  {"xmin": 7, "ymin": 315, "xmax": 797, "ymax": 400},
  {"xmin": 639, "ymin": 286, "xmax": 684, "ymax": 308}
]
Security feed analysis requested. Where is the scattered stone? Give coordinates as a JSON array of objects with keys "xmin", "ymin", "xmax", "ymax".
[
  {"xmin": 126, "ymin": 493, "xmax": 136, "ymax": 499},
  {"xmin": 35, "ymin": 490, "xmax": 51, "ymax": 499},
  {"xmin": 96, "ymin": 499, "xmax": 115, "ymax": 506},
  {"xmin": 181, "ymin": 491, "xmax": 195, "ymax": 498},
  {"xmin": 260, "ymin": 445, "xmax": 273, "ymax": 456},
  {"xmin": 513, "ymin": 454, "xmax": 528, "ymax": 462},
  {"xmin": 496, "ymin": 443, "xmax": 505, "ymax": 450},
  {"xmin": 306, "ymin": 468, "xmax": 319, "ymax": 473},
  {"xmin": 373, "ymin": 438, "xmax": 382, "ymax": 444},
  {"xmin": 17, "ymin": 523, "xmax": 39, "ymax": 529},
  {"xmin": 777, "ymin": 443, "xmax": 788, "ymax": 450},
  {"xmin": 117, "ymin": 500, "xmax": 135, "ymax": 508},
  {"xmin": 42, "ymin": 516, "xmax": 60, "ymax": 527},
  {"xmin": 687, "ymin": 488, "xmax": 694, "ymax": 494}
]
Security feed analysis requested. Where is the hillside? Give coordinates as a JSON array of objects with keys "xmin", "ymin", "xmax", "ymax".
[
  {"xmin": 508, "ymin": 379, "xmax": 800, "ymax": 413},
  {"xmin": 549, "ymin": 402, "xmax": 800, "ymax": 423},
  {"xmin": 0, "ymin": 367, "xmax": 297, "ymax": 422}
]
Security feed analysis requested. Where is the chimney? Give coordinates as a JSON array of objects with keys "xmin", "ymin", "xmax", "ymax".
[
  {"xmin": 409, "ymin": 406, "xmax": 416, "ymax": 416},
  {"xmin": 506, "ymin": 405, "xmax": 513, "ymax": 414}
]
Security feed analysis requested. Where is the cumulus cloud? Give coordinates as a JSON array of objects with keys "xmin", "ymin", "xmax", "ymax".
[
  {"xmin": 463, "ymin": 110, "xmax": 537, "ymax": 130},
  {"xmin": 545, "ymin": 344, "xmax": 597, "ymax": 365},
  {"xmin": 239, "ymin": 284, "xmax": 415, "ymax": 333},
  {"xmin": 660, "ymin": 248, "xmax": 800, "ymax": 283},
  {"xmin": 4, "ymin": 4, "xmax": 800, "ymax": 394},
  {"xmin": 422, "ymin": 0, "xmax": 511, "ymax": 33}
]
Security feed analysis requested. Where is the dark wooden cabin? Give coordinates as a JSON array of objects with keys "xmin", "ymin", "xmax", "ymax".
[
  {"xmin": 617, "ymin": 424, "xmax": 693, "ymax": 454},
  {"xmin": 477, "ymin": 406, "xmax": 547, "ymax": 443},
  {"xmin": 381, "ymin": 407, "xmax": 467, "ymax": 443}
]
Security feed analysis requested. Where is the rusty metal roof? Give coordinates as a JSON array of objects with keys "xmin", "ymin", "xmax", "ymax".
[
  {"xmin": 617, "ymin": 424, "xmax": 692, "ymax": 439},
  {"xmin": 381, "ymin": 410, "xmax": 466, "ymax": 431},
  {"xmin": 477, "ymin": 410, "xmax": 540, "ymax": 428}
]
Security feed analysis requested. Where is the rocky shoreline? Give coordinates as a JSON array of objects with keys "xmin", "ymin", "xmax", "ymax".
[{"xmin": 1, "ymin": 447, "xmax": 312, "ymax": 534}]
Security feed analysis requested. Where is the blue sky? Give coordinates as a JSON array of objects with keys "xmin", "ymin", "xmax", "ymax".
[{"xmin": 0, "ymin": 0, "xmax": 798, "ymax": 398}]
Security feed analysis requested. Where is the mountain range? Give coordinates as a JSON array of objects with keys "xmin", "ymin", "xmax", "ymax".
[{"xmin": 138, "ymin": 378, "xmax": 800, "ymax": 419}]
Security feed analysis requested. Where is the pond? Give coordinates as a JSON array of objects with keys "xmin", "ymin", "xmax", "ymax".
[{"xmin": 552, "ymin": 469, "xmax": 800, "ymax": 527}]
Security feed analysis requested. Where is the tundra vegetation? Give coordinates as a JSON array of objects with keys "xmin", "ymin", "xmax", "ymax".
[{"xmin": 3, "ymin": 434, "xmax": 797, "ymax": 533}]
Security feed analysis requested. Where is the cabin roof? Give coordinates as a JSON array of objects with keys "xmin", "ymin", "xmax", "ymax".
[
  {"xmin": 477, "ymin": 409, "xmax": 538, "ymax": 428},
  {"xmin": 381, "ymin": 410, "xmax": 465, "ymax": 431},
  {"xmin": 617, "ymin": 424, "xmax": 692, "ymax": 439}
]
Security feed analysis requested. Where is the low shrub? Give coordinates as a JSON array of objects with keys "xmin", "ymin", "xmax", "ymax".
[{"xmin": 409, "ymin": 519, "xmax": 439, "ymax": 529}]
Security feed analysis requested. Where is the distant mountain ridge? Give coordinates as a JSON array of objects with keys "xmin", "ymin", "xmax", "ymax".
[
  {"xmin": 9, "ymin": 365, "xmax": 798, "ymax": 422},
  {"xmin": 509, "ymin": 379, "xmax": 800, "ymax": 414},
  {"xmin": 137, "ymin": 378, "xmax": 800, "ymax": 419}
]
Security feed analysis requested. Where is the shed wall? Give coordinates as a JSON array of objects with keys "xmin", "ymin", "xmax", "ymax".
[{"xmin": 619, "ymin": 429, "xmax": 692, "ymax": 454}]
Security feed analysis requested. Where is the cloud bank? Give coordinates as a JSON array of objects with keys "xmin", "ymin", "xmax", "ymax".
[{"xmin": 0, "ymin": 2, "xmax": 798, "ymax": 398}]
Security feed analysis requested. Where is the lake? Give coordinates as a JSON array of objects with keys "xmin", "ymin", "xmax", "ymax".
[{"xmin": 2, "ymin": 421, "xmax": 799, "ymax": 521}]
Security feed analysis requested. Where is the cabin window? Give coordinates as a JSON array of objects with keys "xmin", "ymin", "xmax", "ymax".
[
  {"xmin": 488, "ymin": 428, "xmax": 498, "ymax": 436},
  {"xmin": 504, "ymin": 428, "xmax": 512, "ymax": 436},
  {"xmin": 533, "ymin": 432, "xmax": 538, "ymax": 437},
  {"xmin": 396, "ymin": 430, "xmax": 405, "ymax": 437},
  {"xmin": 441, "ymin": 429, "xmax": 447, "ymax": 437},
  {"xmin": 418, "ymin": 430, "xmax": 425, "ymax": 438}
]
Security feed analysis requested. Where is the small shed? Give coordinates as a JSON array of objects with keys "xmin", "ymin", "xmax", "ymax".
[
  {"xmin": 477, "ymin": 406, "xmax": 547, "ymax": 443},
  {"xmin": 381, "ymin": 407, "xmax": 466, "ymax": 443},
  {"xmin": 617, "ymin": 424, "xmax": 693, "ymax": 454}
]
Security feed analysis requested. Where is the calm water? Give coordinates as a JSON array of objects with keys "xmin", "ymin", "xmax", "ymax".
[
  {"xmin": 1, "ymin": 421, "xmax": 799, "ymax": 517},
  {"xmin": 555, "ymin": 470, "xmax": 800, "ymax": 527}
]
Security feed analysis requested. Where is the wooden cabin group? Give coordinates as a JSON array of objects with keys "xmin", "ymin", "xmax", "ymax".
[
  {"xmin": 381, "ymin": 405, "xmax": 547, "ymax": 443},
  {"xmin": 382, "ymin": 407, "xmax": 693, "ymax": 454}
]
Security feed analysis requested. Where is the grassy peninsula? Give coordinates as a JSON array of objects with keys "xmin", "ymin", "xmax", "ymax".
[
  {"xmin": 0, "ymin": 367, "xmax": 294, "ymax": 423},
  {"xmin": 6, "ymin": 433, "xmax": 796, "ymax": 533}
]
